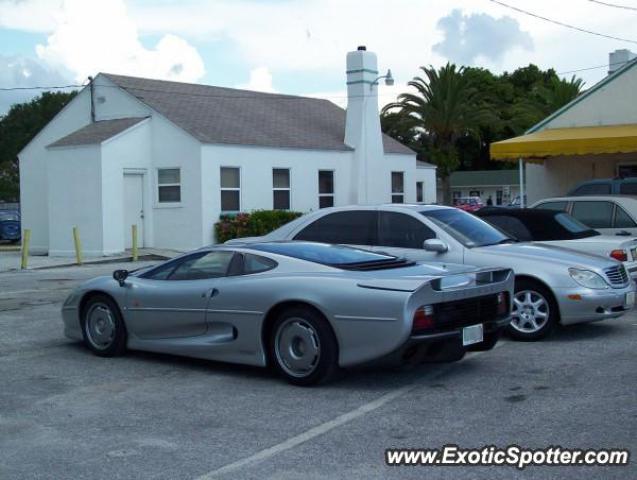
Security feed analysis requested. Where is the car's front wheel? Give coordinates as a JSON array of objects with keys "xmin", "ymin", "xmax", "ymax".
[
  {"xmin": 507, "ymin": 279, "xmax": 558, "ymax": 341},
  {"xmin": 269, "ymin": 306, "xmax": 339, "ymax": 386},
  {"xmin": 81, "ymin": 294, "xmax": 127, "ymax": 356}
]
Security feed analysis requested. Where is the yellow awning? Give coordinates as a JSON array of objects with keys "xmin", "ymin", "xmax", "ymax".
[{"xmin": 490, "ymin": 124, "xmax": 637, "ymax": 162}]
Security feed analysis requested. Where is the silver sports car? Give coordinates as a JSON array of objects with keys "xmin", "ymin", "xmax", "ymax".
[{"xmin": 62, "ymin": 242, "xmax": 513, "ymax": 385}]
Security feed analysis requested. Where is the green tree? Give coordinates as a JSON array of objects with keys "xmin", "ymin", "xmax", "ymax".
[
  {"xmin": 0, "ymin": 91, "xmax": 77, "ymax": 201},
  {"xmin": 382, "ymin": 63, "xmax": 490, "ymax": 204}
]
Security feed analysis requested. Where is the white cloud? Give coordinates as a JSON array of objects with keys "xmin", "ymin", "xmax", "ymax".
[
  {"xmin": 2, "ymin": 0, "xmax": 205, "ymax": 84},
  {"xmin": 237, "ymin": 66, "xmax": 276, "ymax": 93}
]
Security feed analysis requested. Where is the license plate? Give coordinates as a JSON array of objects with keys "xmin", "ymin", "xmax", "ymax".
[
  {"xmin": 462, "ymin": 324, "xmax": 483, "ymax": 346},
  {"xmin": 625, "ymin": 292, "xmax": 635, "ymax": 308}
]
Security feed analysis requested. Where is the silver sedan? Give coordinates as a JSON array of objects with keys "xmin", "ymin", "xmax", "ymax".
[
  {"xmin": 234, "ymin": 205, "xmax": 637, "ymax": 341},
  {"xmin": 62, "ymin": 242, "xmax": 513, "ymax": 385}
]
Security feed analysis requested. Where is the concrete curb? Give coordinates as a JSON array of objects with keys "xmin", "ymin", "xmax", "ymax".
[{"xmin": 28, "ymin": 253, "xmax": 170, "ymax": 270}]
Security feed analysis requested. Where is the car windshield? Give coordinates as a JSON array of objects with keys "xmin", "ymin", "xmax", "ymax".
[
  {"xmin": 250, "ymin": 242, "xmax": 402, "ymax": 267},
  {"xmin": 554, "ymin": 213, "xmax": 599, "ymax": 238},
  {"xmin": 0, "ymin": 211, "xmax": 19, "ymax": 221},
  {"xmin": 421, "ymin": 208, "xmax": 513, "ymax": 248}
]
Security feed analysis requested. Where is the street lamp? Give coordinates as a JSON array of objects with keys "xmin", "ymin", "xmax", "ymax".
[{"xmin": 371, "ymin": 69, "xmax": 394, "ymax": 90}]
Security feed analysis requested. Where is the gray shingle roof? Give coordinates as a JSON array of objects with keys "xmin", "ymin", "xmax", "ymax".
[
  {"xmin": 101, "ymin": 73, "xmax": 414, "ymax": 155},
  {"xmin": 47, "ymin": 117, "xmax": 147, "ymax": 148}
]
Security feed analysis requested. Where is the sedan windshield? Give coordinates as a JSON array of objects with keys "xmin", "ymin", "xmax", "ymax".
[
  {"xmin": 250, "ymin": 242, "xmax": 407, "ymax": 269},
  {"xmin": 421, "ymin": 208, "xmax": 513, "ymax": 248}
]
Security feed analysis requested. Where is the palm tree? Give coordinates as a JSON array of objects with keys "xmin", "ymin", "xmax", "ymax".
[
  {"xmin": 541, "ymin": 75, "xmax": 584, "ymax": 115},
  {"xmin": 382, "ymin": 64, "xmax": 489, "ymax": 205}
]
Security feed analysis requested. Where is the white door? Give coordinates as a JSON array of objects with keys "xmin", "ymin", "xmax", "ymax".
[{"xmin": 124, "ymin": 174, "xmax": 144, "ymax": 249}]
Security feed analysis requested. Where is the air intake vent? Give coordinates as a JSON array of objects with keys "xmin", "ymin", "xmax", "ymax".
[{"xmin": 604, "ymin": 265, "xmax": 629, "ymax": 286}]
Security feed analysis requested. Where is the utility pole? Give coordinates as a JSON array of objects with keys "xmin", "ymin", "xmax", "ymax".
[{"xmin": 88, "ymin": 76, "xmax": 95, "ymax": 123}]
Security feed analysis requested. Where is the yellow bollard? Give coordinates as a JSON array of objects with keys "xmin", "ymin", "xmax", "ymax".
[
  {"xmin": 131, "ymin": 224, "xmax": 138, "ymax": 261},
  {"xmin": 20, "ymin": 229, "xmax": 31, "ymax": 269},
  {"xmin": 73, "ymin": 226, "xmax": 83, "ymax": 265}
]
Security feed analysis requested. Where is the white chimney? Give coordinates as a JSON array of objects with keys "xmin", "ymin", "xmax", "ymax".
[
  {"xmin": 344, "ymin": 46, "xmax": 386, "ymax": 205},
  {"xmin": 609, "ymin": 49, "xmax": 636, "ymax": 75}
]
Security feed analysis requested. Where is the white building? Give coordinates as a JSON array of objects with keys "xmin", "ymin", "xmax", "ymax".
[
  {"xmin": 438, "ymin": 170, "xmax": 520, "ymax": 206},
  {"xmin": 491, "ymin": 50, "xmax": 637, "ymax": 205},
  {"xmin": 19, "ymin": 47, "xmax": 436, "ymax": 256}
]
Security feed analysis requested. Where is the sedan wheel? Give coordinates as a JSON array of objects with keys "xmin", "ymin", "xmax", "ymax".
[
  {"xmin": 270, "ymin": 307, "xmax": 338, "ymax": 386},
  {"xmin": 507, "ymin": 279, "xmax": 558, "ymax": 341},
  {"xmin": 81, "ymin": 294, "xmax": 127, "ymax": 356}
]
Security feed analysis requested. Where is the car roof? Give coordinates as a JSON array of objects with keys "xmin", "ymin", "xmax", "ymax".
[{"xmin": 532, "ymin": 195, "xmax": 637, "ymax": 204}]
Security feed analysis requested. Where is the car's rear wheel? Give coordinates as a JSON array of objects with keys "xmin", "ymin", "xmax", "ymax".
[
  {"xmin": 269, "ymin": 306, "xmax": 338, "ymax": 386},
  {"xmin": 81, "ymin": 294, "xmax": 127, "ymax": 356},
  {"xmin": 507, "ymin": 279, "xmax": 557, "ymax": 341}
]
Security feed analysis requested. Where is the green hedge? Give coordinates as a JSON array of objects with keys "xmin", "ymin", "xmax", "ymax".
[{"xmin": 214, "ymin": 210, "xmax": 303, "ymax": 243}]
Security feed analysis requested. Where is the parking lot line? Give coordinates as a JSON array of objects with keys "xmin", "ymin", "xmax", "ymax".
[{"xmin": 195, "ymin": 343, "xmax": 506, "ymax": 479}]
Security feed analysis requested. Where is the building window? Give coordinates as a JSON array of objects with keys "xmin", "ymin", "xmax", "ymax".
[
  {"xmin": 416, "ymin": 181, "xmax": 424, "ymax": 203},
  {"xmin": 220, "ymin": 167, "xmax": 240, "ymax": 212},
  {"xmin": 157, "ymin": 168, "xmax": 181, "ymax": 203},
  {"xmin": 318, "ymin": 170, "xmax": 334, "ymax": 208},
  {"xmin": 391, "ymin": 172, "xmax": 404, "ymax": 203},
  {"xmin": 273, "ymin": 168, "xmax": 290, "ymax": 210}
]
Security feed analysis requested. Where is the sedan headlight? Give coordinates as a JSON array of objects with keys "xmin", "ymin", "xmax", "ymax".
[{"xmin": 568, "ymin": 268, "xmax": 609, "ymax": 290}]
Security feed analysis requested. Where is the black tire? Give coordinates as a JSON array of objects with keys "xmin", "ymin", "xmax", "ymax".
[
  {"xmin": 466, "ymin": 330, "xmax": 500, "ymax": 352},
  {"xmin": 506, "ymin": 278, "xmax": 558, "ymax": 341},
  {"xmin": 422, "ymin": 339, "xmax": 466, "ymax": 363},
  {"xmin": 269, "ymin": 306, "xmax": 339, "ymax": 386},
  {"xmin": 80, "ymin": 294, "xmax": 127, "ymax": 357}
]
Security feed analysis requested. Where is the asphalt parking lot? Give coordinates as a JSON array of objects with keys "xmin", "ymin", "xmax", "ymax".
[{"xmin": 1, "ymin": 262, "xmax": 636, "ymax": 479}]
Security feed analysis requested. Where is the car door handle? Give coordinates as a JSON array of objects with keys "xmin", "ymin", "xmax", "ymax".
[{"xmin": 203, "ymin": 288, "xmax": 219, "ymax": 298}]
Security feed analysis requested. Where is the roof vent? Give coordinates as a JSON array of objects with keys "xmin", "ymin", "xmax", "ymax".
[{"xmin": 357, "ymin": 45, "xmax": 366, "ymax": 51}]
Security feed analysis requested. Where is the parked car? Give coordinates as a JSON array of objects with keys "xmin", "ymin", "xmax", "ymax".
[
  {"xmin": 0, "ymin": 210, "xmax": 21, "ymax": 243},
  {"xmin": 532, "ymin": 195, "xmax": 637, "ymax": 236},
  {"xmin": 454, "ymin": 196, "xmax": 483, "ymax": 212},
  {"xmin": 476, "ymin": 207, "xmax": 637, "ymax": 278},
  {"xmin": 61, "ymin": 242, "xmax": 513, "ymax": 385},
  {"xmin": 567, "ymin": 177, "xmax": 637, "ymax": 196},
  {"xmin": 234, "ymin": 205, "xmax": 636, "ymax": 341}
]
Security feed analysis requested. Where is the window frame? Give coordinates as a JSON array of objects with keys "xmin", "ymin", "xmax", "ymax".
[
  {"xmin": 156, "ymin": 167, "xmax": 182, "ymax": 206},
  {"xmin": 391, "ymin": 171, "xmax": 405, "ymax": 203},
  {"xmin": 273, "ymin": 168, "xmax": 291, "ymax": 211},
  {"xmin": 416, "ymin": 181, "xmax": 424, "ymax": 203},
  {"xmin": 220, "ymin": 166, "xmax": 241, "ymax": 213},
  {"xmin": 141, "ymin": 250, "xmax": 236, "ymax": 280},
  {"xmin": 318, "ymin": 169, "xmax": 335, "ymax": 209}
]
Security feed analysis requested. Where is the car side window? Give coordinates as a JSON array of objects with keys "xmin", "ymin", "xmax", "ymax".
[
  {"xmin": 535, "ymin": 201, "xmax": 568, "ymax": 212},
  {"xmin": 481, "ymin": 216, "xmax": 533, "ymax": 241},
  {"xmin": 571, "ymin": 201, "xmax": 613, "ymax": 229},
  {"xmin": 294, "ymin": 211, "xmax": 378, "ymax": 245},
  {"xmin": 572, "ymin": 183, "xmax": 611, "ymax": 195},
  {"xmin": 614, "ymin": 206, "xmax": 637, "ymax": 228},
  {"xmin": 142, "ymin": 252, "xmax": 207, "ymax": 280},
  {"xmin": 378, "ymin": 212, "xmax": 436, "ymax": 248},
  {"xmin": 164, "ymin": 251, "xmax": 235, "ymax": 280},
  {"xmin": 619, "ymin": 182, "xmax": 637, "ymax": 195},
  {"xmin": 243, "ymin": 254, "xmax": 277, "ymax": 274}
]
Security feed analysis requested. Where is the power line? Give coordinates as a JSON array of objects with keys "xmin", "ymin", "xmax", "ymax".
[
  {"xmin": 488, "ymin": 0, "xmax": 637, "ymax": 44},
  {"xmin": 0, "ymin": 84, "xmax": 82, "ymax": 91},
  {"xmin": 557, "ymin": 59, "xmax": 634, "ymax": 74},
  {"xmin": 587, "ymin": 0, "xmax": 637, "ymax": 11}
]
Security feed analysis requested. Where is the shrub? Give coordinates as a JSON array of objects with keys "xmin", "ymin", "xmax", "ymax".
[{"xmin": 214, "ymin": 210, "xmax": 303, "ymax": 243}]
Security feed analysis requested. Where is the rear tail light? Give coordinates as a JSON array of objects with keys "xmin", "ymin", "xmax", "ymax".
[
  {"xmin": 496, "ymin": 292, "xmax": 508, "ymax": 315},
  {"xmin": 412, "ymin": 305, "xmax": 435, "ymax": 332},
  {"xmin": 610, "ymin": 249, "xmax": 628, "ymax": 262}
]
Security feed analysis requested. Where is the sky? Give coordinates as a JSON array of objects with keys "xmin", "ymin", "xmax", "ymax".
[{"xmin": 1, "ymin": 0, "xmax": 636, "ymax": 114}]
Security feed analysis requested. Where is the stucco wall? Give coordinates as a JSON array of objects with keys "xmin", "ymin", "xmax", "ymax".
[
  {"xmin": 19, "ymin": 88, "xmax": 92, "ymax": 254},
  {"xmin": 537, "ymin": 66, "xmax": 637, "ymax": 130},
  {"xmin": 101, "ymin": 120, "xmax": 152, "ymax": 254},
  {"xmin": 47, "ymin": 145, "xmax": 103, "ymax": 256},
  {"xmin": 526, "ymin": 156, "xmax": 619, "ymax": 204},
  {"xmin": 201, "ymin": 145, "xmax": 354, "ymax": 244}
]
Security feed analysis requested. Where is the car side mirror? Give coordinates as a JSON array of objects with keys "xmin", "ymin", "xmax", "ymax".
[
  {"xmin": 113, "ymin": 269, "xmax": 129, "ymax": 287},
  {"xmin": 423, "ymin": 239, "xmax": 448, "ymax": 253}
]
